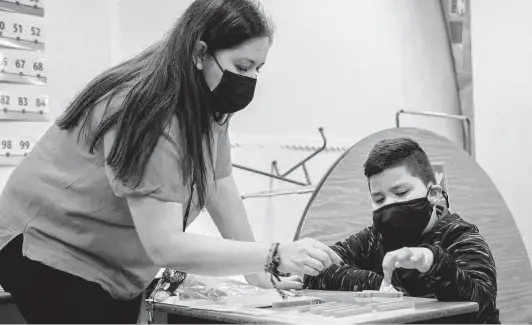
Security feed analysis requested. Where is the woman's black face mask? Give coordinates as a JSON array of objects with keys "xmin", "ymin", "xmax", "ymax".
[
  {"xmin": 208, "ymin": 56, "xmax": 257, "ymax": 114},
  {"xmin": 372, "ymin": 187, "xmax": 443, "ymax": 252}
]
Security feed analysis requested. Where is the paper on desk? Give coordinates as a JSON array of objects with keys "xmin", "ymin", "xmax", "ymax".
[
  {"xmin": 161, "ymin": 297, "xmax": 210, "ymax": 306},
  {"xmin": 162, "ymin": 290, "xmax": 319, "ymax": 309},
  {"xmin": 191, "ymin": 305, "xmax": 276, "ymax": 316},
  {"xmin": 161, "ymin": 297, "xmax": 277, "ymax": 316},
  {"xmin": 224, "ymin": 290, "xmax": 321, "ymax": 308}
]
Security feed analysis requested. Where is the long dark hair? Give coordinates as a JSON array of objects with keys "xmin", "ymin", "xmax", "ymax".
[{"xmin": 56, "ymin": 0, "xmax": 274, "ymax": 210}]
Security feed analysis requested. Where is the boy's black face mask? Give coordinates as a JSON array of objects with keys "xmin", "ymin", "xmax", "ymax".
[{"xmin": 372, "ymin": 188, "xmax": 434, "ymax": 252}]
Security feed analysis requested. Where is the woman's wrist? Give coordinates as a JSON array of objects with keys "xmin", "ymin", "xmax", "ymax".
[
  {"xmin": 264, "ymin": 242, "xmax": 288, "ymax": 299},
  {"xmin": 249, "ymin": 241, "xmax": 275, "ymax": 274},
  {"xmin": 264, "ymin": 243, "xmax": 281, "ymax": 277}
]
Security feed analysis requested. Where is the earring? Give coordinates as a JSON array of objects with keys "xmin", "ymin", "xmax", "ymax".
[{"xmin": 196, "ymin": 63, "xmax": 202, "ymax": 70}]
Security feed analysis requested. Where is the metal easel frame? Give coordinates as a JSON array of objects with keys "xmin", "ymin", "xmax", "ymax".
[
  {"xmin": 240, "ymin": 186, "xmax": 315, "ymax": 200},
  {"xmin": 233, "ymin": 128, "xmax": 327, "ymax": 199},
  {"xmin": 396, "ymin": 109, "xmax": 473, "ymax": 155}
]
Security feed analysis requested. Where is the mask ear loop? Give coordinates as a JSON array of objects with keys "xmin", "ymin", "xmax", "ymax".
[
  {"xmin": 425, "ymin": 186, "xmax": 433, "ymax": 198},
  {"xmin": 442, "ymin": 190, "xmax": 450, "ymax": 208},
  {"xmin": 212, "ymin": 55, "xmax": 224, "ymax": 73},
  {"xmin": 427, "ymin": 185, "xmax": 450, "ymax": 214}
]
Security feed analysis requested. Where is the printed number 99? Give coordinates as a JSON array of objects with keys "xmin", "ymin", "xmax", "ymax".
[
  {"xmin": 1, "ymin": 140, "xmax": 12, "ymax": 150},
  {"xmin": 20, "ymin": 141, "xmax": 30, "ymax": 150}
]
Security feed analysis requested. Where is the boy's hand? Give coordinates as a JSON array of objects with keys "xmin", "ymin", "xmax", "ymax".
[{"xmin": 381, "ymin": 247, "xmax": 434, "ymax": 286}]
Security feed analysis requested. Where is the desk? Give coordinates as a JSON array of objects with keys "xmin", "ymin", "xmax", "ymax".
[{"xmin": 152, "ymin": 290, "xmax": 479, "ymax": 324}]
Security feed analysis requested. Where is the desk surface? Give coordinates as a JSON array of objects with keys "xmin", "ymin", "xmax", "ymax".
[{"xmin": 153, "ymin": 290, "xmax": 479, "ymax": 324}]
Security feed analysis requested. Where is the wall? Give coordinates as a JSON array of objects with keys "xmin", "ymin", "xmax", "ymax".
[
  {"xmin": 471, "ymin": 0, "xmax": 532, "ymax": 255},
  {"xmin": 116, "ymin": 0, "xmax": 463, "ymax": 143},
  {"xmin": 0, "ymin": 0, "xmax": 112, "ymax": 191},
  {"xmin": 45, "ymin": 0, "xmax": 112, "ymax": 116}
]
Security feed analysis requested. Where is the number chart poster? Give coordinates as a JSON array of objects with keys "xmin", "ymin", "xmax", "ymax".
[
  {"xmin": 0, "ymin": 135, "xmax": 34, "ymax": 166},
  {"xmin": 0, "ymin": 0, "xmax": 47, "ymax": 167}
]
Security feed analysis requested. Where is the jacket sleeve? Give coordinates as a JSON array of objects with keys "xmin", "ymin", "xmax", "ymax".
[
  {"xmin": 420, "ymin": 225, "xmax": 498, "ymax": 323},
  {"xmin": 304, "ymin": 227, "xmax": 383, "ymax": 291}
]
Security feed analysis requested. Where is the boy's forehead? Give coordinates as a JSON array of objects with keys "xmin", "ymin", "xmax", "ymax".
[{"xmin": 368, "ymin": 166, "xmax": 421, "ymax": 192}]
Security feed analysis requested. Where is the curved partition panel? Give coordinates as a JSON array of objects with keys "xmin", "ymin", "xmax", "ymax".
[{"xmin": 295, "ymin": 127, "xmax": 532, "ymax": 323}]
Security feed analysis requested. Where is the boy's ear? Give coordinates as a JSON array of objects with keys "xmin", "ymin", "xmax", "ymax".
[{"xmin": 427, "ymin": 184, "xmax": 443, "ymax": 204}]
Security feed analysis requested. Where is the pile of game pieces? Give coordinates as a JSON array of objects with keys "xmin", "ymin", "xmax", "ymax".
[
  {"xmin": 291, "ymin": 300, "xmax": 416, "ymax": 318},
  {"xmin": 224, "ymin": 291, "xmax": 322, "ymax": 309},
  {"xmin": 354, "ymin": 290, "xmax": 403, "ymax": 302},
  {"xmin": 379, "ymin": 281, "xmax": 399, "ymax": 292},
  {"xmin": 271, "ymin": 290, "xmax": 415, "ymax": 319}
]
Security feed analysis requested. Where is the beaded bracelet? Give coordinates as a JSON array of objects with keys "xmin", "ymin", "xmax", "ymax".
[{"xmin": 265, "ymin": 243, "xmax": 287, "ymax": 299}]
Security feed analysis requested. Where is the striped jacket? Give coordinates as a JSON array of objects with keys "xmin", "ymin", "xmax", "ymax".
[{"xmin": 304, "ymin": 212, "xmax": 500, "ymax": 324}]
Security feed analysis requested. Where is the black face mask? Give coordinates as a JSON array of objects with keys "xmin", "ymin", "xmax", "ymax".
[
  {"xmin": 208, "ymin": 56, "xmax": 257, "ymax": 114},
  {"xmin": 372, "ymin": 188, "xmax": 434, "ymax": 252}
]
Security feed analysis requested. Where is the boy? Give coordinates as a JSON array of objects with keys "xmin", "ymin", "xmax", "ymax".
[{"xmin": 304, "ymin": 138, "xmax": 500, "ymax": 324}]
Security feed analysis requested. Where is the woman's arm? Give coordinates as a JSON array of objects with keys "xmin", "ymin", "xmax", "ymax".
[
  {"xmin": 206, "ymin": 175, "xmax": 284, "ymax": 287},
  {"xmin": 128, "ymin": 195, "xmax": 270, "ymax": 276},
  {"xmin": 206, "ymin": 175, "xmax": 254, "ymax": 243},
  {"xmin": 129, "ymin": 195, "xmax": 340, "ymax": 277}
]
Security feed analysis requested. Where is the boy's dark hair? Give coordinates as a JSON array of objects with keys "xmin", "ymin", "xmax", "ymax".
[{"xmin": 363, "ymin": 138, "xmax": 436, "ymax": 186}]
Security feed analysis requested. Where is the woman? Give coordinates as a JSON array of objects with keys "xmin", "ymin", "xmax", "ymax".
[{"xmin": 0, "ymin": 0, "xmax": 340, "ymax": 323}]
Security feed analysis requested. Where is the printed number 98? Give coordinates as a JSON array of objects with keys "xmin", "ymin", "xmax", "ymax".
[
  {"xmin": 1, "ymin": 140, "xmax": 12, "ymax": 150},
  {"xmin": 20, "ymin": 141, "xmax": 30, "ymax": 150}
]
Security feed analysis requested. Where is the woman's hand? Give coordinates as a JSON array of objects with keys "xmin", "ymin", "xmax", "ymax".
[{"xmin": 277, "ymin": 238, "xmax": 343, "ymax": 276}]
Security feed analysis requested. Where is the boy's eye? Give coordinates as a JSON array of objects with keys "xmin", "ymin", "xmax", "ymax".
[
  {"xmin": 396, "ymin": 191, "xmax": 408, "ymax": 197},
  {"xmin": 236, "ymin": 65, "xmax": 249, "ymax": 72},
  {"xmin": 374, "ymin": 198, "xmax": 385, "ymax": 204}
]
